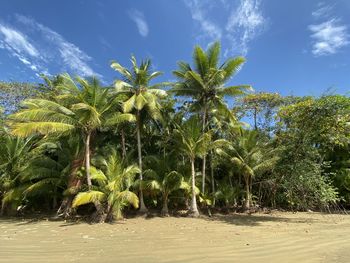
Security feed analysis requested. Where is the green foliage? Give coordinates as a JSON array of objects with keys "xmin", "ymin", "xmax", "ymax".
[
  {"xmin": 143, "ymin": 153, "xmax": 184, "ymax": 214},
  {"xmin": 172, "ymin": 41, "xmax": 252, "ymax": 122},
  {"xmin": 217, "ymin": 129, "xmax": 279, "ymax": 208},
  {"xmin": 72, "ymin": 148, "xmax": 139, "ymax": 221},
  {"xmin": 237, "ymin": 92, "xmax": 283, "ymax": 131},
  {"xmin": 174, "ymin": 116, "xmax": 212, "ymax": 160},
  {"xmin": 0, "ymin": 82, "xmax": 39, "ymax": 114},
  {"xmin": 275, "ymin": 145, "xmax": 339, "ymax": 210},
  {"xmin": 1, "ymin": 42, "xmax": 348, "ymax": 219}
]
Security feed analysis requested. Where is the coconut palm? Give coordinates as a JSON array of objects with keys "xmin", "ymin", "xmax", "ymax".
[
  {"xmin": 143, "ymin": 153, "xmax": 184, "ymax": 216},
  {"xmin": 217, "ymin": 129, "xmax": 279, "ymax": 209},
  {"xmin": 72, "ymin": 149, "xmax": 139, "ymax": 222},
  {"xmin": 173, "ymin": 116, "xmax": 211, "ymax": 217},
  {"xmin": 9, "ymin": 74, "xmax": 133, "ymax": 190},
  {"xmin": 0, "ymin": 134, "xmax": 33, "ymax": 214},
  {"xmin": 172, "ymin": 41, "xmax": 252, "ymax": 193},
  {"xmin": 19, "ymin": 140, "xmax": 73, "ymax": 210},
  {"xmin": 110, "ymin": 56, "xmax": 167, "ymax": 213}
]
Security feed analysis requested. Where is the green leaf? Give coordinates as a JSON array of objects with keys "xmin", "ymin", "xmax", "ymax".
[{"xmin": 72, "ymin": 191, "xmax": 106, "ymax": 207}]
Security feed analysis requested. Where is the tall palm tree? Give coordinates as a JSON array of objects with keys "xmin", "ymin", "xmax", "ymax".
[
  {"xmin": 110, "ymin": 56, "xmax": 167, "ymax": 213},
  {"xmin": 9, "ymin": 74, "xmax": 132, "ymax": 190},
  {"xmin": 217, "ymin": 129, "xmax": 279, "ymax": 209},
  {"xmin": 172, "ymin": 41, "xmax": 252, "ymax": 193},
  {"xmin": 174, "ymin": 116, "xmax": 211, "ymax": 217}
]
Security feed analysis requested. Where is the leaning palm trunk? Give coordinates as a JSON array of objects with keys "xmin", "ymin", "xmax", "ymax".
[
  {"xmin": 92, "ymin": 200, "xmax": 106, "ymax": 223},
  {"xmin": 136, "ymin": 111, "xmax": 147, "ymax": 213},
  {"xmin": 189, "ymin": 158, "xmax": 199, "ymax": 217},
  {"xmin": 57, "ymin": 158, "xmax": 83, "ymax": 218}
]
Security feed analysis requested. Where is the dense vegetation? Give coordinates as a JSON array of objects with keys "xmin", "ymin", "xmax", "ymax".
[{"xmin": 0, "ymin": 42, "xmax": 349, "ymax": 222}]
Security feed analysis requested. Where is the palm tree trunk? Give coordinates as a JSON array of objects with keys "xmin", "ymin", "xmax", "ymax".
[
  {"xmin": 210, "ymin": 152, "xmax": 215, "ymax": 206},
  {"xmin": 121, "ymin": 128, "xmax": 127, "ymax": 159},
  {"xmin": 161, "ymin": 194, "xmax": 169, "ymax": 216},
  {"xmin": 57, "ymin": 157, "xmax": 83, "ymax": 218},
  {"xmin": 201, "ymin": 105, "xmax": 207, "ymax": 193},
  {"xmin": 136, "ymin": 110, "xmax": 147, "ymax": 213},
  {"xmin": 244, "ymin": 176, "xmax": 250, "ymax": 209},
  {"xmin": 52, "ymin": 187, "xmax": 57, "ymax": 209},
  {"xmin": 254, "ymin": 107, "xmax": 258, "ymax": 130},
  {"xmin": 190, "ymin": 157, "xmax": 199, "ymax": 217},
  {"xmin": 92, "ymin": 200, "xmax": 106, "ymax": 223},
  {"xmin": 85, "ymin": 131, "xmax": 92, "ymax": 189},
  {"xmin": 202, "ymin": 156, "xmax": 207, "ymax": 193}
]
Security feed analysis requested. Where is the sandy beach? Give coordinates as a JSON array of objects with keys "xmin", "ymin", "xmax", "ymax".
[{"xmin": 0, "ymin": 212, "xmax": 349, "ymax": 263}]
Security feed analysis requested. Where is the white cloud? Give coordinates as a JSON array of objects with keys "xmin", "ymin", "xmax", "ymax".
[
  {"xmin": 226, "ymin": 0, "xmax": 265, "ymax": 55},
  {"xmin": 0, "ymin": 14, "xmax": 100, "ymax": 78},
  {"xmin": 15, "ymin": 14, "xmax": 100, "ymax": 77},
  {"xmin": 312, "ymin": 2, "xmax": 333, "ymax": 19},
  {"xmin": 17, "ymin": 56, "xmax": 31, "ymax": 65},
  {"xmin": 0, "ymin": 23, "xmax": 43, "ymax": 73},
  {"xmin": 185, "ymin": 0, "xmax": 222, "ymax": 40},
  {"xmin": 184, "ymin": 0, "xmax": 266, "ymax": 56},
  {"xmin": 309, "ymin": 19, "xmax": 349, "ymax": 56},
  {"xmin": 128, "ymin": 10, "xmax": 149, "ymax": 37},
  {"xmin": 0, "ymin": 24, "xmax": 39, "ymax": 57}
]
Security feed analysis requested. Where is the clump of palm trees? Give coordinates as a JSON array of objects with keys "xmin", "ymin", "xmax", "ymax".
[{"xmin": 0, "ymin": 42, "xmax": 341, "ymax": 222}]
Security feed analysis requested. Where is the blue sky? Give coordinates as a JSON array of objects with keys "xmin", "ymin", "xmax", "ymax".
[{"xmin": 0, "ymin": 0, "xmax": 349, "ymax": 96}]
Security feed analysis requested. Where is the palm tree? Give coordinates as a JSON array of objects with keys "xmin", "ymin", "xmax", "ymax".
[
  {"xmin": 173, "ymin": 116, "xmax": 211, "ymax": 217},
  {"xmin": 143, "ymin": 153, "xmax": 184, "ymax": 216},
  {"xmin": 19, "ymin": 140, "xmax": 74, "ymax": 210},
  {"xmin": 172, "ymin": 41, "xmax": 252, "ymax": 193},
  {"xmin": 9, "ymin": 74, "xmax": 131, "ymax": 190},
  {"xmin": 217, "ymin": 129, "xmax": 278, "ymax": 209},
  {"xmin": 72, "ymin": 149, "xmax": 139, "ymax": 222},
  {"xmin": 110, "ymin": 56, "xmax": 167, "ymax": 213},
  {"xmin": 0, "ymin": 134, "xmax": 33, "ymax": 214}
]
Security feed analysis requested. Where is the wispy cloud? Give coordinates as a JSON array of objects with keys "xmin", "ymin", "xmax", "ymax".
[
  {"xmin": 185, "ymin": 0, "xmax": 222, "ymax": 40},
  {"xmin": 184, "ymin": 0, "xmax": 266, "ymax": 56},
  {"xmin": 309, "ymin": 19, "xmax": 349, "ymax": 56},
  {"xmin": 312, "ymin": 2, "xmax": 333, "ymax": 19},
  {"xmin": 128, "ymin": 10, "xmax": 149, "ymax": 37},
  {"xmin": 0, "ymin": 23, "xmax": 42, "ymax": 75},
  {"xmin": 0, "ymin": 14, "xmax": 100, "ymax": 78},
  {"xmin": 0, "ymin": 25, "xmax": 39, "ymax": 57},
  {"xmin": 309, "ymin": 3, "xmax": 349, "ymax": 56},
  {"xmin": 226, "ymin": 0, "xmax": 265, "ymax": 55},
  {"xmin": 99, "ymin": 36, "xmax": 112, "ymax": 50}
]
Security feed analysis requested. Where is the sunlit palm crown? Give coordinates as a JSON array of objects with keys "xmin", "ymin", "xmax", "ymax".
[
  {"xmin": 172, "ymin": 41, "xmax": 252, "ymax": 119},
  {"xmin": 111, "ymin": 56, "xmax": 168, "ymax": 120},
  {"xmin": 8, "ymin": 74, "xmax": 134, "ymax": 137}
]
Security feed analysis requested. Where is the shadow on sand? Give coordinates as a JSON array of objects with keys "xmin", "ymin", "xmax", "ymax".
[
  {"xmin": 201, "ymin": 212, "xmax": 318, "ymax": 227},
  {"xmin": 0, "ymin": 211, "xmax": 320, "ymax": 227}
]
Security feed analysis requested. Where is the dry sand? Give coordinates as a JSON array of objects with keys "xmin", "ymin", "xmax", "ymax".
[{"xmin": 0, "ymin": 212, "xmax": 349, "ymax": 263}]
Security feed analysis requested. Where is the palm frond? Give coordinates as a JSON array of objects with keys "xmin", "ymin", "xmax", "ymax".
[{"xmin": 72, "ymin": 191, "xmax": 106, "ymax": 207}]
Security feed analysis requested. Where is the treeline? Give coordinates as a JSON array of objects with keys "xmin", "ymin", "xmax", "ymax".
[{"xmin": 0, "ymin": 42, "xmax": 349, "ymax": 222}]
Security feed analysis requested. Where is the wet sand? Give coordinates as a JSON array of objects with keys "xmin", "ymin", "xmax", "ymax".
[{"xmin": 0, "ymin": 212, "xmax": 349, "ymax": 263}]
